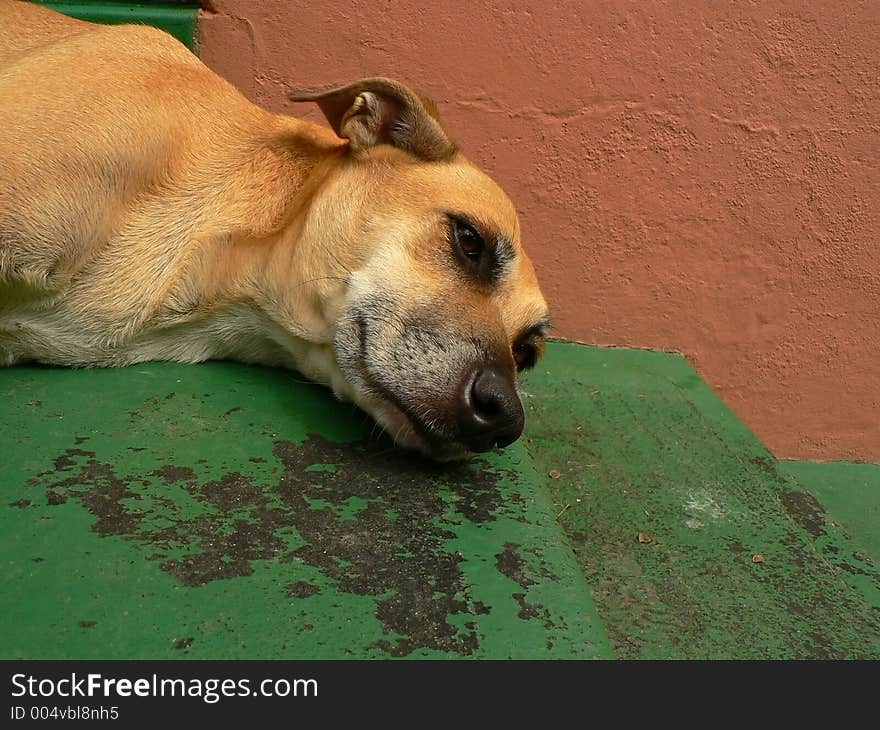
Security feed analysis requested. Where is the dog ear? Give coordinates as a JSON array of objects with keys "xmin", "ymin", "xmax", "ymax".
[{"xmin": 289, "ymin": 77, "xmax": 456, "ymax": 161}]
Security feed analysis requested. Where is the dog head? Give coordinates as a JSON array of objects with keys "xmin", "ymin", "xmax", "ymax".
[{"xmin": 285, "ymin": 78, "xmax": 549, "ymax": 460}]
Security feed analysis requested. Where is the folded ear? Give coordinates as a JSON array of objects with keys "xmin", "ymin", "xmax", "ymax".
[{"xmin": 288, "ymin": 77, "xmax": 456, "ymax": 161}]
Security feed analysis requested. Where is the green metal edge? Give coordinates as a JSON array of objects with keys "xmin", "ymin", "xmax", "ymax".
[{"xmin": 34, "ymin": 2, "xmax": 198, "ymax": 51}]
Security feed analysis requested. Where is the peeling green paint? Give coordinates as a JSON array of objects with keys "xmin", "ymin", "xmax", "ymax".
[
  {"xmin": 779, "ymin": 460, "xmax": 880, "ymax": 564},
  {"xmin": 0, "ymin": 360, "xmax": 610, "ymax": 659}
]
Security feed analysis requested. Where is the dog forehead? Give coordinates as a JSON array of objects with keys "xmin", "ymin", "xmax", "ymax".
[{"xmin": 398, "ymin": 158, "xmax": 520, "ymax": 242}]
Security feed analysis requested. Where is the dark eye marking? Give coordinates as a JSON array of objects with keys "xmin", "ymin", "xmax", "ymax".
[
  {"xmin": 513, "ymin": 317, "xmax": 551, "ymax": 372},
  {"xmin": 447, "ymin": 213, "xmax": 515, "ymax": 284}
]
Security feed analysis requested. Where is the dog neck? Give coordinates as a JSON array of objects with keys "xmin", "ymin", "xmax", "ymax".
[
  {"xmin": 138, "ymin": 119, "xmax": 353, "ymax": 357},
  {"xmin": 0, "ymin": 117, "xmax": 353, "ymax": 374},
  {"xmin": 206, "ymin": 125, "xmax": 351, "ymax": 323}
]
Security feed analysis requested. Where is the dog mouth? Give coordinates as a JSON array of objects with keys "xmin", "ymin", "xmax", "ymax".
[
  {"xmin": 342, "ymin": 309, "xmax": 526, "ymax": 459},
  {"xmin": 367, "ymin": 386, "xmax": 480, "ymax": 461},
  {"xmin": 349, "ymin": 315, "xmax": 471, "ymax": 460},
  {"xmin": 369, "ymin": 395, "xmax": 465, "ymax": 459}
]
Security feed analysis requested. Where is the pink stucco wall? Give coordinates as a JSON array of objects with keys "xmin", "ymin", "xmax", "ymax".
[{"xmin": 198, "ymin": 1, "xmax": 879, "ymax": 462}]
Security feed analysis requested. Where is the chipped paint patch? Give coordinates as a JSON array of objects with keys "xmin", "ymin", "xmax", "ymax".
[
  {"xmin": 1, "ymin": 358, "xmax": 608, "ymax": 660},
  {"xmin": 36, "ymin": 437, "xmax": 516, "ymax": 656}
]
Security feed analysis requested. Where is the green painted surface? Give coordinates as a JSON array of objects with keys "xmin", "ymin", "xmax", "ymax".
[
  {"xmin": 2, "ymin": 343, "xmax": 878, "ymax": 658},
  {"xmin": 779, "ymin": 460, "xmax": 880, "ymax": 564},
  {"xmin": 0, "ymin": 362, "xmax": 611, "ymax": 659},
  {"xmin": 34, "ymin": 2, "xmax": 198, "ymax": 50},
  {"xmin": 521, "ymin": 342, "xmax": 880, "ymax": 659}
]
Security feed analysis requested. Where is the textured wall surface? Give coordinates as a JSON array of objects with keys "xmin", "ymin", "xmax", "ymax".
[{"xmin": 198, "ymin": 1, "xmax": 879, "ymax": 462}]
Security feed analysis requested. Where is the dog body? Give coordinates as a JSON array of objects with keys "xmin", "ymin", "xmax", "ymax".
[{"xmin": 0, "ymin": 1, "xmax": 549, "ymax": 458}]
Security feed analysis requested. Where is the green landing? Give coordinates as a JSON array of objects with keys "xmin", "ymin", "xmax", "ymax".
[
  {"xmin": 522, "ymin": 342, "xmax": 879, "ymax": 659},
  {"xmin": 0, "ymin": 357, "xmax": 611, "ymax": 659}
]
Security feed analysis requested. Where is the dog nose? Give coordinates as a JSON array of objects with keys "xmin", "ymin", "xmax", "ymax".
[{"xmin": 457, "ymin": 366, "xmax": 525, "ymax": 452}]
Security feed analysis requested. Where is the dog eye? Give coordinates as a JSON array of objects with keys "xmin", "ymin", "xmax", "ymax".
[
  {"xmin": 452, "ymin": 218, "xmax": 485, "ymax": 262},
  {"xmin": 513, "ymin": 342, "xmax": 538, "ymax": 371}
]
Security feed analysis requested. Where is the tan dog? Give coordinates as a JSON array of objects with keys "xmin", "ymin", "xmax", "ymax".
[{"xmin": 0, "ymin": 1, "xmax": 550, "ymax": 459}]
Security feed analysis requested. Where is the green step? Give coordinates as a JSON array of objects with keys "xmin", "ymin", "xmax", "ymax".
[
  {"xmin": 778, "ymin": 460, "xmax": 880, "ymax": 575},
  {"xmin": 0, "ymin": 358, "xmax": 611, "ymax": 659}
]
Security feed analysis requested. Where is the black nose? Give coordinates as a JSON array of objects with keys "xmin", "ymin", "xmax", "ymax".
[{"xmin": 457, "ymin": 366, "xmax": 525, "ymax": 452}]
